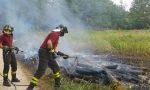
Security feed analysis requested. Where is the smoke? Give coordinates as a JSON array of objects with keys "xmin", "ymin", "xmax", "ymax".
[{"xmin": 0, "ymin": 0, "xmax": 86, "ymax": 58}]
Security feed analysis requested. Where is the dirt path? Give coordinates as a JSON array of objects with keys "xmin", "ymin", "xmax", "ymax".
[{"xmin": 0, "ymin": 49, "xmax": 39, "ymax": 90}]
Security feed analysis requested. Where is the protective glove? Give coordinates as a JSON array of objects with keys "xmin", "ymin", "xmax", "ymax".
[
  {"xmin": 57, "ymin": 51, "xmax": 69, "ymax": 59},
  {"xmin": 48, "ymin": 48, "xmax": 56, "ymax": 59},
  {"xmin": 13, "ymin": 47, "xmax": 19, "ymax": 53},
  {"xmin": 14, "ymin": 47, "xmax": 19, "ymax": 51},
  {"xmin": 48, "ymin": 48, "xmax": 55, "ymax": 53},
  {"xmin": 63, "ymin": 54, "xmax": 69, "ymax": 59},
  {"xmin": 57, "ymin": 51, "xmax": 65, "ymax": 56}
]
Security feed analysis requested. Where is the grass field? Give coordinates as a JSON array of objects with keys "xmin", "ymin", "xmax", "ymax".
[{"xmin": 68, "ymin": 30, "xmax": 150, "ymax": 60}]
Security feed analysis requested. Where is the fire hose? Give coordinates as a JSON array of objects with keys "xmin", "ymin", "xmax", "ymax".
[{"xmin": 60, "ymin": 56, "xmax": 79, "ymax": 74}]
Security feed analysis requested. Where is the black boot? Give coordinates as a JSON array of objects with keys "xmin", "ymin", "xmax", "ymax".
[
  {"xmin": 3, "ymin": 77, "xmax": 11, "ymax": 87},
  {"xmin": 26, "ymin": 83, "xmax": 35, "ymax": 90},
  {"xmin": 11, "ymin": 78, "xmax": 20, "ymax": 82},
  {"xmin": 54, "ymin": 78, "xmax": 61, "ymax": 88},
  {"xmin": 11, "ymin": 74, "xmax": 20, "ymax": 82}
]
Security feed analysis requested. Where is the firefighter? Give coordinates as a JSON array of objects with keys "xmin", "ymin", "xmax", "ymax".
[
  {"xmin": 0, "ymin": 25, "xmax": 20, "ymax": 87},
  {"xmin": 26, "ymin": 24, "xmax": 69, "ymax": 90}
]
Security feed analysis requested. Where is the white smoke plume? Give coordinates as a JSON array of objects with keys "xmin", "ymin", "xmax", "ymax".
[{"xmin": 0, "ymin": 0, "xmax": 85, "ymax": 58}]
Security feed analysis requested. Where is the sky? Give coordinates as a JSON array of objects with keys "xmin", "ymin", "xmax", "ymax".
[{"xmin": 111, "ymin": 0, "xmax": 133, "ymax": 11}]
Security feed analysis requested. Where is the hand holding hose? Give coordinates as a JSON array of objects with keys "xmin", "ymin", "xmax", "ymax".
[
  {"xmin": 13, "ymin": 47, "xmax": 19, "ymax": 53},
  {"xmin": 57, "ymin": 51, "xmax": 69, "ymax": 59}
]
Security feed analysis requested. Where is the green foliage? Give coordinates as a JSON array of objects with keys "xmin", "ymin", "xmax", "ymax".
[
  {"xmin": 129, "ymin": 0, "xmax": 150, "ymax": 29},
  {"xmin": 66, "ymin": 0, "xmax": 150, "ymax": 30},
  {"xmin": 57, "ymin": 78, "xmax": 110, "ymax": 90},
  {"xmin": 65, "ymin": 0, "xmax": 127, "ymax": 29}
]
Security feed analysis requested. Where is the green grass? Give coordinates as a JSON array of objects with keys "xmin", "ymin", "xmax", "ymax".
[
  {"xmin": 43, "ymin": 70, "xmax": 112, "ymax": 90},
  {"xmin": 68, "ymin": 30, "xmax": 150, "ymax": 60},
  {"xmin": 57, "ymin": 78, "xmax": 109, "ymax": 90}
]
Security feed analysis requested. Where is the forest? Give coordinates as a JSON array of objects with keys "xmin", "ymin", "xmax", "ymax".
[{"xmin": 66, "ymin": 0, "xmax": 150, "ymax": 29}]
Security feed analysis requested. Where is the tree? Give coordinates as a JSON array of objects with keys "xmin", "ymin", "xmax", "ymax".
[
  {"xmin": 130, "ymin": 0, "xmax": 150, "ymax": 29},
  {"xmin": 66, "ymin": 0, "xmax": 127, "ymax": 29}
]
